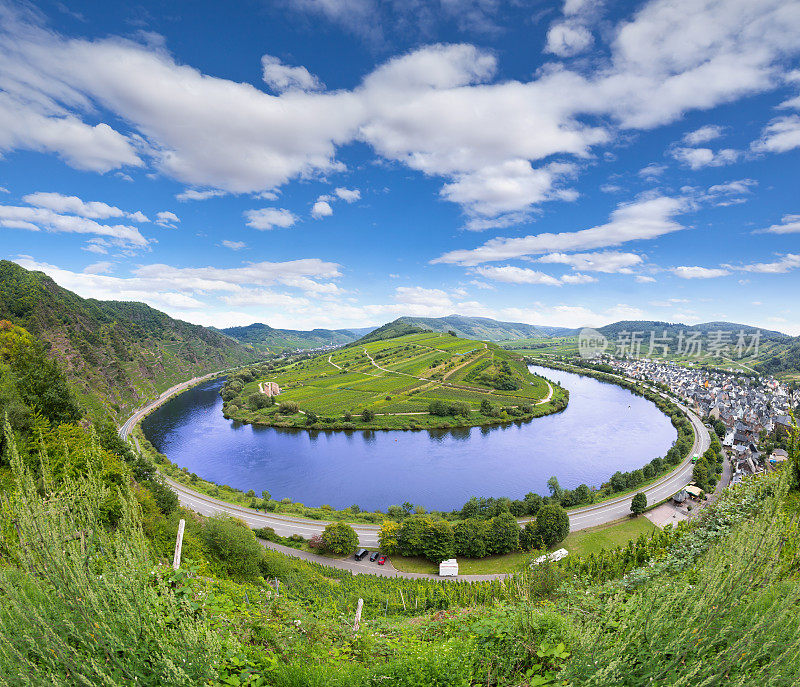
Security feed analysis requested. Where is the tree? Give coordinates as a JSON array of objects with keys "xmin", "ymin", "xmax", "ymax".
[
  {"xmin": 398, "ymin": 515, "xmax": 428, "ymax": 556},
  {"xmin": 480, "ymin": 398, "xmax": 498, "ymax": 417},
  {"xmin": 361, "ymin": 408, "xmax": 375, "ymax": 422},
  {"xmin": 631, "ymin": 492, "xmax": 647, "ymax": 515},
  {"xmin": 534, "ymin": 504, "xmax": 570, "ymax": 549},
  {"xmin": 488, "ymin": 511, "xmax": 521, "ymax": 555},
  {"xmin": 305, "ymin": 410, "xmax": 318, "ymax": 425},
  {"xmin": 321, "ymin": 521, "xmax": 359, "ymax": 555},
  {"xmin": 547, "ymin": 476, "xmax": 563, "ymax": 502},
  {"xmin": 428, "ymin": 400, "xmax": 449, "ymax": 417},
  {"xmin": 453, "ymin": 519, "xmax": 489, "ymax": 558},
  {"xmin": 378, "ymin": 520, "xmax": 402, "ymax": 555},
  {"xmin": 713, "ymin": 419, "xmax": 727, "ymax": 439},
  {"xmin": 261, "ymin": 489, "xmax": 271, "ymax": 502},
  {"xmin": 421, "ymin": 519, "xmax": 455, "ymax": 563},
  {"xmin": 278, "ymin": 401, "xmax": 299, "ymax": 414},
  {"xmin": 519, "ymin": 521, "xmax": 538, "ymax": 551},
  {"xmin": 693, "ymin": 458, "xmax": 710, "ymax": 491},
  {"xmin": 203, "ymin": 515, "xmax": 263, "ymax": 580}
]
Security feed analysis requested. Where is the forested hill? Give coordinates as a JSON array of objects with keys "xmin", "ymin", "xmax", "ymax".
[
  {"xmin": 221, "ymin": 322, "xmax": 371, "ymax": 352},
  {"xmin": 389, "ymin": 315, "xmax": 572, "ymax": 340},
  {"xmin": 0, "ymin": 260, "xmax": 260, "ymax": 421}
]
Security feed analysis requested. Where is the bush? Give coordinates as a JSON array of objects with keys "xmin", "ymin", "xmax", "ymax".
[
  {"xmin": 203, "ymin": 514, "xmax": 263, "ymax": 579},
  {"xmin": 534, "ymin": 504, "xmax": 570, "ymax": 549},
  {"xmin": 361, "ymin": 408, "xmax": 375, "ymax": 422},
  {"xmin": 278, "ymin": 401, "xmax": 299, "ymax": 414},
  {"xmin": 321, "ymin": 521, "xmax": 359, "ymax": 555},
  {"xmin": 631, "ymin": 492, "xmax": 647, "ymax": 515}
]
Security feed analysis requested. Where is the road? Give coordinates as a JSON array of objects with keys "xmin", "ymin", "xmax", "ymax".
[{"xmin": 120, "ymin": 366, "xmax": 708, "ymax": 547}]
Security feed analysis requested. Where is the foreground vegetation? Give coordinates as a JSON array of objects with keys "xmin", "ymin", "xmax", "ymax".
[{"xmin": 220, "ymin": 332, "xmax": 567, "ymax": 430}]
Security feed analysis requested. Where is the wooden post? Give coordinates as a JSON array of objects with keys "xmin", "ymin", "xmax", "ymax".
[
  {"xmin": 172, "ymin": 518, "xmax": 185, "ymax": 570},
  {"xmin": 353, "ymin": 598, "xmax": 363, "ymax": 632}
]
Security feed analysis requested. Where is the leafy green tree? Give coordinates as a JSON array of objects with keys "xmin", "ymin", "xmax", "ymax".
[
  {"xmin": 321, "ymin": 521, "xmax": 358, "ymax": 555},
  {"xmin": 488, "ymin": 511, "xmax": 521, "ymax": 555},
  {"xmin": 398, "ymin": 515, "xmax": 428, "ymax": 556},
  {"xmin": 203, "ymin": 514, "xmax": 263, "ymax": 579},
  {"xmin": 534, "ymin": 504, "xmax": 570, "ymax": 549},
  {"xmin": 361, "ymin": 408, "xmax": 375, "ymax": 422},
  {"xmin": 421, "ymin": 519, "xmax": 455, "ymax": 563},
  {"xmin": 631, "ymin": 492, "xmax": 647, "ymax": 515},
  {"xmin": 519, "ymin": 521, "xmax": 539, "ymax": 551},
  {"xmin": 453, "ymin": 518, "xmax": 489, "ymax": 558},
  {"xmin": 261, "ymin": 489, "xmax": 271, "ymax": 502},
  {"xmin": 428, "ymin": 400, "xmax": 449, "ymax": 417},
  {"xmin": 693, "ymin": 458, "xmax": 710, "ymax": 491},
  {"xmin": 547, "ymin": 476, "xmax": 564, "ymax": 502},
  {"xmin": 378, "ymin": 520, "xmax": 402, "ymax": 555}
]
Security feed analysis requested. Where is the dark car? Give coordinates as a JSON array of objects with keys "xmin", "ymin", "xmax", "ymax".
[
  {"xmin": 369, "ymin": 551, "xmax": 380, "ymax": 562},
  {"xmin": 377, "ymin": 555, "xmax": 387, "ymax": 565},
  {"xmin": 354, "ymin": 548, "xmax": 369, "ymax": 561}
]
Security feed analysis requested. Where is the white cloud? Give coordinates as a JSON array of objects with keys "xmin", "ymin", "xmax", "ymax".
[
  {"xmin": 707, "ymin": 179, "xmax": 757, "ymax": 196},
  {"xmin": 474, "ymin": 265, "xmax": 563, "ymax": 286},
  {"xmin": 545, "ymin": 23, "xmax": 594, "ymax": 57},
  {"xmin": 433, "ymin": 195, "xmax": 688, "ymax": 265},
  {"xmin": 261, "ymin": 55, "xmax": 323, "ymax": 93},
  {"xmin": 499, "ymin": 303, "xmax": 644, "ymax": 329},
  {"xmin": 670, "ymin": 147, "xmax": 738, "ymax": 169},
  {"xmin": 672, "ymin": 265, "xmax": 730, "ymax": 279},
  {"xmin": 537, "ymin": 250, "xmax": 644, "ymax": 273},
  {"xmin": 682, "ymin": 125, "xmax": 724, "ymax": 145},
  {"xmin": 221, "ymin": 240, "xmax": 247, "ymax": 250},
  {"xmin": 560, "ymin": 272, "xmax": 598, "ymax": 284},
  {"xmin": 0, "ymin": 204, "xmax": 148, "ymax": 247},
  {"xmin": 755, "ymin": 214, "xmax": 800, "ymax": 234},
  {"xmin": 244, "ymin": 207, "xmax": 298, "ymax": 230},
  {"xmin": 334, "ymin": 187, "xmax": 361, "ymax": 202},
  {"xmin": 635, "ymin": 275, "xmax": 656, "ymax": 283},
  {"xmin": 638, "ymin": 163, "xmax": 666, "ymax": 179},
  {"xmin": 176, "ymin": 189, "xmax": 227, "ymax": 201},
  {"xmin": 155, "ymin": 211, "xmax": 180, "ymax": 228},
  {"xmin": 752, "ymin": 115, "xmax": 800, "ymax": 153},
  {"xmin": 22, "ymin": 192, "xmax": 125, "ymax": 219},
  {"xmin": 83, "ymin": 261, "xmax": 113, "ymax": 275},
  {"xmin": 736, "ymin": 253, "xmax": 800, "ymax": 273},
  {"xmin": 311, "ymin": 200, "xmax": 334, "ymax": 219}
]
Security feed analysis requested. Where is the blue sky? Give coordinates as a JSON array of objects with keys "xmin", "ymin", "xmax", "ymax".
[{"xmin": 1, "ymin": 0, "xmax": 799, "ymax": 332}]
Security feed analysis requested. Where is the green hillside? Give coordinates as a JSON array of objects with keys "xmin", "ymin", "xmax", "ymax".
[
  {"xmin": 0, "ymin": 260, "xmax": 260, "ymax": 421},
  {"xmin": 221, "ymin": 322, "xmax": 373, "ymax": 352},
  {"xmin": 222, "ymin": 331, "xmax": 566, "ymax": 429},
  {"xmin": 372, "ymin": 315, "xmax": 572, "ymax": 341}
]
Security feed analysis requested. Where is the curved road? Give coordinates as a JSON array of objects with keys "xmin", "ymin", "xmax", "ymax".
[{"xmin": 120, "ymin": 368, "xmax": 708, "ymax": 548}]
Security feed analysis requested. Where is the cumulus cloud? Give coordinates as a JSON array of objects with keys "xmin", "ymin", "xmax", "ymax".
[
  {"xmin": 545, "ymin": 23, "xmax": 594, "ymax": 57},
  {"xmin": 176, "ymin": 189, "xmax": 227, "ymax": 201},
  {"xmin": 261, "ymin": 55, "xmax": 323, "ymax": 93},
  {"xmin": 752, "ymin": 115, "xmax": 800, "ymax": 153},
  {"xmin": 311, "ymin": 200, "xmax": 333, "ymax": 218},
  {"xmin": 244, "ymin": 207, "xmax": 298, "ymax": 230},
  {"xmin": 474, "ymin": 265, "xmax": 563, "ymax": 286},
  {"xmin": 82, "ymin": 261, "xmax": 113, "ymax": 275},
  {"xmin": 433, "ymin": 195, "xmax": 688, "ymax": 265},
  {"xmin": 672, "ymin": 265, "xmax": 730, "ymax": 279},
  {"xmin": 155, "ymin": 211, "xmax": 180, "ymax": 228},
  {"xmin": 334, "ymin": 187, "xmax": 361, "ymax": 202},
  {"xmin": 670, "ymin": 147, "xmax": 738, "ymax": 169},
  {"xmin": 537, "ymin": 250, "xmax": 643, "ymax": 273},
  {"xmin": 221, "ymin": 240, "xmax": 247, "ymax": 250},
  {"xmin": 1, "ymin": 0, "xmax": 800, "ymax": 228},
  {"xmin": 736, "ymin": 253, "xmax": 800, "ymax": 273},
  {"xmin": 755, "ymin": 214, "xmax": 800, "ymax": 234},
  {"xmin": 682, "ymin": 125, "xmax": 725, "ymax": 145}
]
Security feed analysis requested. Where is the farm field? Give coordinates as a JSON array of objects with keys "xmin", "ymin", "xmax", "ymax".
[{"xmin": 222, "ymin": 332, "xmax": 569, "ymax": 429}]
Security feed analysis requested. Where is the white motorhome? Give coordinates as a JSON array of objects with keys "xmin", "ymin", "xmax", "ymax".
[{"xmin": 439, "ymin": 559, "xmax": 459, "ymax": 577}]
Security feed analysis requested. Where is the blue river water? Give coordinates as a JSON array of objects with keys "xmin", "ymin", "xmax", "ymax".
[{"xmin": 141, "ymin": 365, "xmax": 677, "ymax": 511}]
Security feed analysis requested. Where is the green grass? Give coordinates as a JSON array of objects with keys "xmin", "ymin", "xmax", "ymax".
[{"xmin": 389, "ymin": 516, "xmax": 657, "ymax": 575}]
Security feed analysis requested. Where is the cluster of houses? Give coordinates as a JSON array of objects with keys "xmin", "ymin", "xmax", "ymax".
[{"xmin": 607, "ymin": 358, "xmax": 797, "ymax": 485}]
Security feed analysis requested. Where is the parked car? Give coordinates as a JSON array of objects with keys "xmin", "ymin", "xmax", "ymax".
[
  {"xmin": 354, "ymin": 548, "xmax": 368, "ymax": 561},
  {"xmin": 377, "ymin": 555, "xmax": 387, "ymax": 565},
  {"xmin": 369, "ymin": 551, "xmax": 380, "ymax": 562}
]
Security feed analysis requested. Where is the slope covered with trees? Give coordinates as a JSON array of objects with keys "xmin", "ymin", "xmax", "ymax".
[
  {"xmin": 0, "ymin": 261, "xmax": 260, "ymax": 420},
  {"xmin": 221, "ymin": 321, "xmax": 367, "ymax": 352}
]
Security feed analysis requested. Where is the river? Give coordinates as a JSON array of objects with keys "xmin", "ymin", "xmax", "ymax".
[{"xmin": 141, "ymin": 365, "xmax": 676, "ymax": 511}]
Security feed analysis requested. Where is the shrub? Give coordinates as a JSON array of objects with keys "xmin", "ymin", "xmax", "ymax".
[
  {"xmin": 203, "ymin": 514, "xmax": 263, "ymax": 579},
  {"xmin": 278, "ymin": 401, "xmax": 299, "ymax": 414},
  {"xmin": 631, "ymin": 492, "xmax": 647, "ymax": 515},
  {"xmin": 361, "ymin": 408, "xmax": 375, "ymax": 422},
  {"xmin": 534, "ymin": 504, "xmax": 570, "ymax": 549},
  {"xmin": 321, "ymin": 521, "xmax": 359, "ymax": 555}
]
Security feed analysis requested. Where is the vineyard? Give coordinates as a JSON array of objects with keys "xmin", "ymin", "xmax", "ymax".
[{"xmin": 222, "ymin": 332, "xmax": 567, "ymax": 430}]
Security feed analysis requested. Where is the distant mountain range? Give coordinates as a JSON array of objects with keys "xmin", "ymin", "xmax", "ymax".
[
  {"xmin": 219, "ymin": 322, "xmax": 375, "ymax": 352},
  {"xmin": 0, "ymin": 261, "xmax": 260, "ymax": 420}
]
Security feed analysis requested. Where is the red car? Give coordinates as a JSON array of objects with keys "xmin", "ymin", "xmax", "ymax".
[{"xmin": 377, "ymin": 555, "xmax": 387, "ymax": 565}]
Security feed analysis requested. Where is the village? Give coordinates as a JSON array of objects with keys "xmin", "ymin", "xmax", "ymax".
[{"xmin": 606, "ymin": 357, "xmax": 797, "ymax": 488}]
